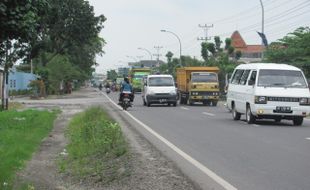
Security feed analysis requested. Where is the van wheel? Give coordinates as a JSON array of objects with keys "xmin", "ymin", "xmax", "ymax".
[
  {"xmin": 173, "ymin": 102, "xmax": 177, "ymax": 107},
  {"xmin": 232, "ymin": 104, "xmax": 241, "ymax": 120},
  {"xmin": 246, "ymin": 105, "xmax": 256, "ymax": 124},
  {"xmin": 293, "ymin": 117, "xmax": 303, "ymax": 126}
]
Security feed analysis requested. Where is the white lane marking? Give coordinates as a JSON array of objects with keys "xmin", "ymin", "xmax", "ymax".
[
  {"xmin": 202, "ymin": 112, "xmax": 215, "ymax": 117},
  {"xmin": 253, "ymin": 124, "xmax": 260, "ymax": 127},
  {"xmin": 306, "ymin": 138, "xmax": 310, "ymax": 140},
  {"xmin": 102, "ymin": 92, "xmax": 238, "ymax": 190},
  {"xmin": 180, "ymin": 106, "xmax": 189, "ymax": 110}
]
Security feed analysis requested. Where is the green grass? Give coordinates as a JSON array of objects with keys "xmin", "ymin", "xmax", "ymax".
[
  {"xmin": 60, "ymin": 107, "xmax": 129, "ymax": 184},
  {"xmin": 0, "ymin": 109, "xmax": 58, "ymax": 189}
]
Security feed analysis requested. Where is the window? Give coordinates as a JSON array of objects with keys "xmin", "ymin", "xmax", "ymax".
[
  {"xmin": 191, "ymin": 73, "xmax": 218, "ymax": 82},
  {"xmin": 231, "ymin": 69, "xmax": 244, "ymax": 84},
  {"xmin": 248, "ymin": 71, "xmax": 257, "ymax": 85},
  {"xmin": 148, "ymin": 77, "xmax": 174, "ymax": 87},
  {"xmin": 239, "ymin": 70, "xmax": 250, "ymax": 85},
  {"xmin": 258, "ymin": 69, "xmax": 307, "ymax": 88}
]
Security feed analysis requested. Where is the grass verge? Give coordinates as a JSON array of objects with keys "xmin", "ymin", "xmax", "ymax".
[
  {"xmin": 59, "ymin": 106, "xmax": 129, "ymax": 185},
  {"xmin": 0, "ymin": 109, "xmax": 59, "ymax": 189}
]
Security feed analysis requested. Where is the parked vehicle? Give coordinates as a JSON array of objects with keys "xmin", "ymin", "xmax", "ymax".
[
  {"xmin": 129, "ymin": 68, "xmax": 151, "ymax": 92},
  {"xmin": 121, "ymin": 91, "xmax": 132, "ymax": 110},
  {"xmin": 227, "ymin": 63, "xmax": 310, "ymax": 125},
  {"xmin": 176, "ymin": 67, "xmax": 220, "ymax": 106},
  {"xmin": 142, "ymin": 74, "xmax": 177, "ymax": 107}
]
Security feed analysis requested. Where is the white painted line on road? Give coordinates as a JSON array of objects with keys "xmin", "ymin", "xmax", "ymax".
[
  {"xmin": 306, "ymin": 137, "xmax": 310, "ymax": 140},
  {"xmin": 102, "ymin": 92, "xmax": 238, "ymax": 190},
  {"xmin": 253, "ymin": 124, "xmax": 260, "ymax": 127},
  {"xmin": 202, "ymin": 112, "xmax": 215, "ymax": 117},
  {"xmin": 180, "ymin": 106, "xmax": 189, "ymax": 110}
]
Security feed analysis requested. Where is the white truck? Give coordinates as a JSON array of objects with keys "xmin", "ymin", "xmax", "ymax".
[{"xmin": 142, "ymin": 74, "xmax": 178, "ymax": 107}]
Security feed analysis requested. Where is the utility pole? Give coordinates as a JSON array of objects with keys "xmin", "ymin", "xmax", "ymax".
[
  {"xmin": 153, "ymin": 46, "xmax": 163, "ymax": 67},
  {"xmin": 197, "ymin": 24, "xmax": 213, "ymax": 41}
]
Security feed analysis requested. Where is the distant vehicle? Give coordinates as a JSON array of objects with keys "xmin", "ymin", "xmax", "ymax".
[
  {"xmin": 227, "ymin": 63, "xmax": 310, "ymax": 125},
  {"xmin": 142, "ymin": 74, "xmax": 177, "ymax": 107},
  {"xmin": 176, "ymin": 67, "xmax": 220, "ymax": 106},
  {"xmin": 106, "ymin": 87, "xmax": 111, "ymax": 94},
  {"xmin": 130, "ymin": 68, "xmax": 151, "ymax": 92}
]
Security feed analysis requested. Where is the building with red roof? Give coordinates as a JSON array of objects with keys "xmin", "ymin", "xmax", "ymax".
[{"xmin": 231, "ymin": 31, "xmax": 264, "ymax": 60}]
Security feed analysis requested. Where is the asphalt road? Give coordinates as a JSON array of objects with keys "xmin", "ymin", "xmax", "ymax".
[{"xmin": 106, "ymin": 91, "xmax": 310, "ymax": 190}]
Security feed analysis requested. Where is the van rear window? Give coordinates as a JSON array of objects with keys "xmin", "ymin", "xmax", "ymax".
[
  {"xmin": 258, "ymin": 69, "xmax": 307, "ymax": 88},
  {"xmin": 148, "ymin": 77, "xmax": 174, "ymax": 86}
]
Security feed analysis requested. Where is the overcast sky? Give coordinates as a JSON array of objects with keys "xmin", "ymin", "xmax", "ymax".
[{"xmin": 87, "ymin": 0, "xmax": 310, "ymax": 74}]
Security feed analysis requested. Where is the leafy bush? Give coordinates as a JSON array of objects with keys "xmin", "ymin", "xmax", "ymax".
[{"xmin": 61, "ymin": 107, "xmax": 128, "ymax": 182}]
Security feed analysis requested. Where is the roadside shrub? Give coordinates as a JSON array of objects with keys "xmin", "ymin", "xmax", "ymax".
[{"xmin": 62, "ymin": 107, "xmax": 128, "ymax": 180}]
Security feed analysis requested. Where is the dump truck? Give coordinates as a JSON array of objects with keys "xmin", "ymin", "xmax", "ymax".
[
  {"xmin": 176, "ymin": 67, "xmax": 220, "ymax": 106},
  {"xmin": 129, "ymin": 68, "xmax": 151, "ymax": 92}
]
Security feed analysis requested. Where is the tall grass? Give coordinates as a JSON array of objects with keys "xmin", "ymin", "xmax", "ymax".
[
  {"xmin": 0, "ymin": 109, "xmax": 58, "ymax": 189},
  {"xmin": 60, "ymin": 107, "xmax": 128, "ymax": 183}
]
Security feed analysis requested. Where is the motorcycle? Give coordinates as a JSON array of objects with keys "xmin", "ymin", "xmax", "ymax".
[
  {"xmin": 106, "ymin": 87, "xmax": 111, "ymax": 94},
  {"xmin": 121, "ymin": 91, "xmax": 132, "ymax": 110}
]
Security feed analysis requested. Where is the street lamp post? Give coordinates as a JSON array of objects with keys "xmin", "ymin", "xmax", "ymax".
[
  {"xmin": 160, "ymin": 29, "xmax": 182, "ymax": 67},
  {"xmin": 138, "ymin": 47, "xmax": 153, "ymax": 60}
]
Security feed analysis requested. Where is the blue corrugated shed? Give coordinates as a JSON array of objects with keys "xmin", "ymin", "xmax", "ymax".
[{"xmin": 8, "ymin": 68, "xmax": 39, "ymax": 91}]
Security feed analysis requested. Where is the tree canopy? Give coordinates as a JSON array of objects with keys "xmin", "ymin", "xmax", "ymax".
[
  {"xmin": 1, "ymin": 0, "xmax": 106, "ymax": 97},
  {"xmin": 265, "ymin": 27, "xmax": 310, "ymax": 77}
]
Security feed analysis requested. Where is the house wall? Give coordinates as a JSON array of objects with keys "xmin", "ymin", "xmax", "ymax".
[{"xmin": 8, "ymin": 71, "xmax": 37, "ymax": 91}]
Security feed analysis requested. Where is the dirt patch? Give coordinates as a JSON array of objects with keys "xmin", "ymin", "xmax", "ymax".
[{"xmin": 13, "ymin": 87, "xmax": 200, "ymax": 190}]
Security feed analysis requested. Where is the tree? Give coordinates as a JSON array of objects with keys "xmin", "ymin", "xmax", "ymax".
[
  {"xmin": 166, "ymin": 51, "xmax": 174, "ymax": 74},
  {"xmin": 214, "ymin": 36, "xmax": 223, "ymax": 53},
  {"xmin": 201, "ymin": 42, "xmax": 209, "ymax": 63},
  {"xmin": 265, "ymin": 27, "xmax": 310, "ymax": 77},
  {"xmin": 0, "ymin": 0, "xmax": 47, "ymax": 109},
  {"xmin": 107, "ymin": 70, "xmax": 118, "ymax": 81}
]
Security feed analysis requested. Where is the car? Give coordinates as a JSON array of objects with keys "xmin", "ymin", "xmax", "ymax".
[
  {"xmin": 142, "ymin": 74, "xmax": 178, "ymax": 107},
  {"xmin": 226, "ymin": 63, "xmax": 310, "ymax": 125}
]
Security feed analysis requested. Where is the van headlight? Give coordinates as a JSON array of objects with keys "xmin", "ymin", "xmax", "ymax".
[
  {"xmin": 169, "ymin": 90, "xmax": 177, "ymax": 95},
  {"xmin": 300, "ymin": 97, "xmax": 310, "ymax": 105},
  {"xmin": 255, "ymin": 96, "xmax": 267, "ymax": 104},
  {"xmin": 148, "ymin": 90, "xmax": 155, "ymax": 95}
]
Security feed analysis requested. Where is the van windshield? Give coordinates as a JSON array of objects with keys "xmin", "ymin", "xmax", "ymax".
[
  {"xmin": 191, "ymin": 73, "xmax": 218, "ymax": 82},
  {"xmin": 148, "ymin": 77, "xmax": 174, "ymax": 87},
  {"xmin": 258, "ymin": 69, "xmax": 307, "ymax": 88}
]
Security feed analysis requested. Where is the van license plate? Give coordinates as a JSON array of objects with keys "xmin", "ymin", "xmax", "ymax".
[
  {"xmin": 276, "ymin": 106, "xmax": 291, "ymax": 113},
  {"xmin": 159, "ymin": 99, "xmax": 167, "ymax": 103}
]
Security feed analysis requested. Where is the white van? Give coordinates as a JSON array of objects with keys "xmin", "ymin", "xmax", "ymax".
[
  {"xmin": 142, "ymin": 74, "xmax": 178, "ymax": 107},
  {"xmin": 227, "ymin": 63, "xmax": 310, "ymax": 125}
]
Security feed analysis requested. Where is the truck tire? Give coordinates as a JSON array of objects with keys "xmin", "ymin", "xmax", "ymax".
[
  {"xmin": 293, "ymin": 117, "xmax": 303, "ymax": 126},
  {"xmin": 211, "ymin": 101, "xmax": 218, "ymax": 106}
]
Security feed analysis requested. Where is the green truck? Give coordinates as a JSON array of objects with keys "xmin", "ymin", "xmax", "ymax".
[{"xmin": 129, "ymin": 68, "xmax": 151, "ymax": 92}]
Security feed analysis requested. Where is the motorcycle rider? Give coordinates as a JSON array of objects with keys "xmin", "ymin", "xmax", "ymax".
[{"xmin": 119, "ymin": 77, "xmax": 134, "ymax": 104}]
